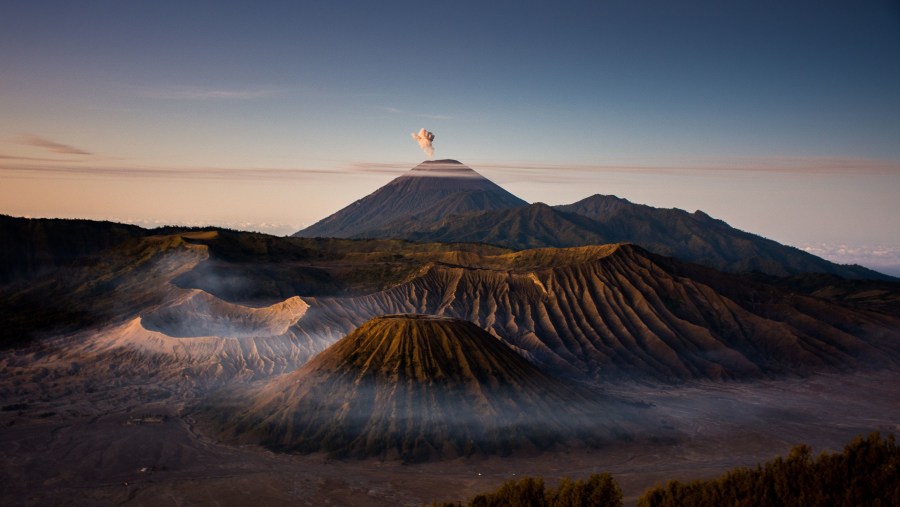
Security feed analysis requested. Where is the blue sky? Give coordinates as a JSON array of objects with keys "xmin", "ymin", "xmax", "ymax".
[{"xmin": 1, "ymin": 1, "xmax": 899, "ymax": 272}]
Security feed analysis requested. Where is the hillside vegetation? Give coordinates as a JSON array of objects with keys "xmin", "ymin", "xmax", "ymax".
[
  {"xmin": 638, "ymin": 432, "xmax": 900, "ymax": 507},
  {"xmin": 428, "ymin": 433, "xmax": 899, "ymax": 507}
]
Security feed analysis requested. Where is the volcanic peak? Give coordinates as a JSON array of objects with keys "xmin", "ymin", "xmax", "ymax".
[
  {"xmin": 202, "ymin": 313, "xmax": 615, "ymax": 460},
  {"xmin": 308, "ymin": 313, "xmax": 539, "ymax": 383},
  {"xmin": 293, "ymin": 159, "xmax": 526, "ymax": 238},
  {"xmin": 407, "ymin": 159, "xmax": 478, "ymax": 176}
]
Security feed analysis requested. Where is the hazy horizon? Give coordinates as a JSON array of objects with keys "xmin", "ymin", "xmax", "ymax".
[{"xmin": 2, "ymin": 1, "xmax": 899, "ymax": 274}]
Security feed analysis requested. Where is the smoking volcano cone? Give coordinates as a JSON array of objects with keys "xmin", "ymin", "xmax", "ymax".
[
  {"xmin": 293, "ymin": 159, "xmax": 527, "ymax": 238},
  {"xmin": 201, "ymin": 314, "xmax": 625, "ymax": 462}
]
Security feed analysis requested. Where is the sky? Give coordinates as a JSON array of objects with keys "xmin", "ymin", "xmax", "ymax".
[{"xmin": 1, "ymin": 1, "xmax": 899, "ymax": 274}]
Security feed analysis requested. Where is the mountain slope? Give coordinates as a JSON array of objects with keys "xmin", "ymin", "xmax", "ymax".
[
  {"xmin": 299, "ymin": 244, "xmax": 900, "ymax": 381},
  {"xmin": 405, "ymin": 202, "xmax": 608, "ymax": 249},
  {"xmin": 556, "ymin": 194, "xmax": 887, "ymax": 279},
  {"xmin": 0, "ymin": 231, "xmax": 209, "ymax": 348},
  {"xmin": 289, "ymin": 160, "xmax": 887, "ymax": 279},
  {"xmin": 5, "ymin": 226, "xmax": 898, "ymax": 386},
  {"xmin": 201, "ymin": 314, "xmax": 626, "ymax": 461},
  {"xmin": 293, "ymin": 160, "xmax": 527, "ymax": 238},
  {"xmin": 0, "ymin": 214, "xmax": 149, "ymax": 284},
  {"xmin": 398, "ymin": 200, "xmax": 886, "ymax": 279}
]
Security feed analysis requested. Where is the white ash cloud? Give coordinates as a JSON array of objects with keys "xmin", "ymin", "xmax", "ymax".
[{"xmin": 411, "ymin": 128, "xmax": 435, "ymax": 158}]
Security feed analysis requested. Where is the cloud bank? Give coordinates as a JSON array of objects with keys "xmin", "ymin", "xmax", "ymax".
[{"xmin": 801, "ymin": 243, "xmax": 900, "ymax": 275}]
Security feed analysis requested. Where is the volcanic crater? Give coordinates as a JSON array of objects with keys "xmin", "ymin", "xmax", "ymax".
[{"xmin": 199, "ymin": 314, "xmax": 638, "ymax": 462}]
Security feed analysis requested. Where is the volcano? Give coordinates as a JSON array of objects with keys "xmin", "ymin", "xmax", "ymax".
[
  {"xmin": 293, "ymin": 159, "xmax": 527, "ymax": 238},
  {"xmin": 291, "ymin": 160, "xmax": 889, "ymax": 279},
  {"xmin": 202, "ymin": 314, "xmax": 621, "ymax": 461}
]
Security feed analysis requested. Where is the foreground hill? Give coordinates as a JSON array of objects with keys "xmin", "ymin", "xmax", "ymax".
[
  {"xmin": 200, "ymin": 314, "xmax": 628, "ymax": 461},
  {"xmin": 294, "ymin": 160, "xmax": 527, "ymax": 238}
]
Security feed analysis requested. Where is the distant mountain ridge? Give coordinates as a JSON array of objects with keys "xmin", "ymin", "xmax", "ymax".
[
  {"xmin": 406, "ymin": 196, "xmax": 884, "ymax": 279},
  {"xmin": 555, "ymin": 194, "xmax": 881, "ymax": 277},
  {"xmin": 292, "ymin": 161, "xmax": 891, "ymax": 280},
  {"xmin": 293, "ymin": 159, "xmax": 527, "ymax": 238},
  {"xmin": 0, "ymin": 214, "xmax": 147, "ymax": 284}
]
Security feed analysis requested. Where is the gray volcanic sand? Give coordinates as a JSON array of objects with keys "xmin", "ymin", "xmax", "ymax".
[{"xmin": 1, "ymin": 370, "xmax": 899, "ymax": 507}]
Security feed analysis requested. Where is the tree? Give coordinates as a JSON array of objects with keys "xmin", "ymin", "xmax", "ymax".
[{"xmin": 637, "ymin": 432, "xmax": 899, "ymax": 507}]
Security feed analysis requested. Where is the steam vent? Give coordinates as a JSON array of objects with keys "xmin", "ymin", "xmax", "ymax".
[{"xmin": 201, "ymin": 314, "xmax": 624, "ymax": 462}]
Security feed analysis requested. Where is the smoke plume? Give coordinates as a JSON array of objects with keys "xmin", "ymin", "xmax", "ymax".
[{"xmin": 411, "ymin": 128, "xmax": 435, "ymax": 158}]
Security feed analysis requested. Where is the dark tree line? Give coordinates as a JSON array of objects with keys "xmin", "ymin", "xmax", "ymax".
[
  {"xmin": 638, "ymin": 432, "xmax": 899, "ymax": 507},
  {"xmin": 429, "ymin": 432, "xmax": 899, "ymax": 507},
  {"xmin": 430, "ymin": 472, "xmax": 622, "ymax": 507}
]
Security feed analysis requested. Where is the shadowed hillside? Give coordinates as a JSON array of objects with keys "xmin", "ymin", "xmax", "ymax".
[
  {"xmin": 405, "ymin": 202, "xmax": 609, "ymax": 250},
  {"xmin": 402, "ymin": 200, "xmax": 888, "ymax": 279},
  {"xmin": 173, "ymin": 229, "xmax": 510, "ymax": 301},
  {"xmin": 0, "ymin": 214, "xmax": 148, "ymax": 284},
  {"xmin": 748, "ymin": 271, "xmax": 900, "ymax": 316},
  {"xmin": 0, "ymin": 231, "xmax": 209, "ymax": 348},
  {"xmin": 556, "ymin": 195, "xmax": 887, "ymax": 279}
]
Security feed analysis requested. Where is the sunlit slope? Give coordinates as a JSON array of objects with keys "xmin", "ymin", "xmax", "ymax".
[
  {"xmin": 142, "ymin": 290, "xmax": 308, "ymax": 338},
  {"xmin": 302, "ymin": 244, "xmax": 900, "ymax": 381},
  {"xmin": 202, "ymin": 315, "xmax": 623, "ymax": 461}
]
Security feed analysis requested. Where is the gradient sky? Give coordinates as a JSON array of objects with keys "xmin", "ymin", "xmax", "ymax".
[{"xmin": 2, "ymin": 1, "xmax": 899, "ymax": 273}]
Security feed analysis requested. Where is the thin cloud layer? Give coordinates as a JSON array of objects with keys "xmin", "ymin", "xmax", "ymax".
[
  {"xmin": 141, "ymin": 86, "xmax": 281, "ymax": 100},
  {"xmin": 3, "ymin": 156, "xmax": 897, "ymax": 183},
  {"xmin": 381, "ymin": 107, "xmax": 452, "ymax": 121},
  {"xmin": 348, "ymin": 157, "xmax": 900, "ymax": 180},
  {"xmin": 473, "ymin": 157, "xmax": 900, "ymax": 176},
  {"xmin": 0, "ymin": 161, "xmax": 348, "ymax": 180},
  {"xmin": 18, "ymin": 135, "xmax": 92, "ymax": 155}
]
